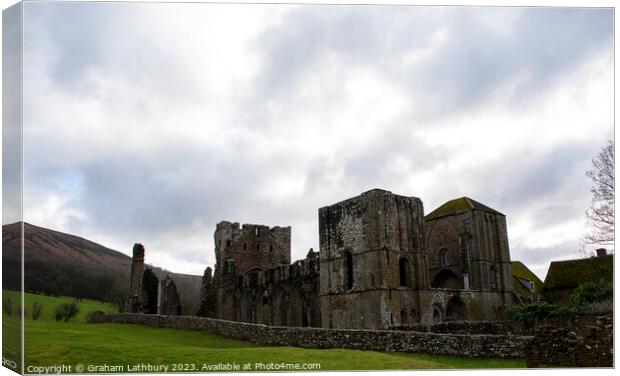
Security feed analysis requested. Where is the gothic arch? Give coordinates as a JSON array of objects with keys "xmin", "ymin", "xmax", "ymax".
[
  {"xmin": 445, "ymin": 295, "xmax": 467, "ymax": 321},
  {"xmin": 431, "ymin": 269, "xmax": 462, "ymax": 289}
]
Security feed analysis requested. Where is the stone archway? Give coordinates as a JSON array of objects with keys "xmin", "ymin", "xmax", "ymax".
[
  {"xmin": 445, "ymin": 295, "xmax": 467, "ymax": 321},
  {"xmin": 431, "ymin": 269, "xmax": 462, "ymax": 288}
]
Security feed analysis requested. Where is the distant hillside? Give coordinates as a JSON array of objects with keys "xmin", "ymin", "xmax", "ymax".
[{"xmin": 2, "ymin": 222, "xmax": 202, "ymax": 314}]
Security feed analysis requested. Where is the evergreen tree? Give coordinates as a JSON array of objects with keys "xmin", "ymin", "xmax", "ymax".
[{"xmin": 142, "ymin": 268, "xmax": 159, "ymax": 314}]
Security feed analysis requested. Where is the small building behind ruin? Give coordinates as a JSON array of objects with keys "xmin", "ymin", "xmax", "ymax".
[
  {"xmin": 543, "ymin": 250, "xmax": 613, "ymax": 304},
  {"xmin": 511, "ymin": 261, "xmax": 544, "ymax": 304}
]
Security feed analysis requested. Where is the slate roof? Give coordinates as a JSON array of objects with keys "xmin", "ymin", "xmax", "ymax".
[
  {"xmin": 543, "ymin": 254, "xmax": 613, "ymax": 290},
  {"xmin": 425, "ymin": 197, "xmax": 504, "ymax": 220},
  {"xmin": 511, "ymin": 261, "xmax": 544, "ymax": 299}
]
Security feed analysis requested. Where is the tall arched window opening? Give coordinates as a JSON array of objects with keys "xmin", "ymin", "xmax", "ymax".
[
  {"xmin": 344, "ymin": 251, "xmax": 353, "ymax": 290},
  {"xmin": 399, "ymin": 257, "xmax": 411, "ymax": 287}
]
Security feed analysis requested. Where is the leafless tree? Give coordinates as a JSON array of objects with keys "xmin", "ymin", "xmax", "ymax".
[{"xmin": 584, "ymin": 139, "xmax": 614, "ymax": 249}]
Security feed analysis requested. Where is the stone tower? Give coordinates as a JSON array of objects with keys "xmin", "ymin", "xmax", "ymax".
[
  {"xmin": 425, "ymin": 197, "xmax": 514, "ymax": 297},
  {"xmin": 128, "ymin": 243, "xmax": 145, "ymax": 313},
  {"xmin": 318, "ymin": 189, "xmax": 428, "ymax": 330},
  {"xmin": 213, "ymin": 221, "xmax": 291, "ymax": 274},
  {"xmin": 212, "ymin": 221, "xmax": 292, "ymax": 320}
]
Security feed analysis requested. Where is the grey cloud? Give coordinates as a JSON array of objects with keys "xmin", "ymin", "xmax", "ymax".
[
  {"xmin": 253, "ymin": 6, "xmax": 613, "ymax": 115},
  {"xmin": 342, "ymin": 126, "xmax": 446, "ymax": 189},
  {"xmin": 24, "ymin": 2, "xmax": 204, "ymax": 105},
  {"xmin": 431, "ymin": 8, "xmax": 612, "ymax": 111},
  {"xmin": 449, "ymin": 141, "xmax": 596, "ymax": 217}
]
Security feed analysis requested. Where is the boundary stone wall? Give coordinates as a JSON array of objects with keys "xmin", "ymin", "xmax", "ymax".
[
  {"xmin": 524, "ymin": 315, "xmax": 613, "ymax": 367},
  {"xmin": 88, "ymin": 313, "xmax": 529, "ymax": 358},
  {"xmin": 429, "ymin": 320, "xmax": 516, "ymax": 335}
]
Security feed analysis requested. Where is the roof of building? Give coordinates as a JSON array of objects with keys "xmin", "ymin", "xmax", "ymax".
[
  {"xmin": 425, "ymin": 197, "xmax": 504, "ymax": 220},
  {"xmin": 543, "ymin": 254, "xmax": 613, "ymax": 290},
  {"xmin": 511, "ymin": 261, "xmax": 544, "ymax": 299}
]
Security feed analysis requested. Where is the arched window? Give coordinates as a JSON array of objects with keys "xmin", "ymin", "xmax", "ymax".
[
  {"xmin": 439, "ymin": 249, "xmax": 450, "ymax": 266},
  {"xmin": 399, "ymin": 257, "xmax": 411, "ymax": 287},
  {"xmin": 489, "ymin": 265, "xmax": 498, "ymax": 291},
  {"xmin": 344, "ymin": 251, "xmax": 353, "ymax": 290}
]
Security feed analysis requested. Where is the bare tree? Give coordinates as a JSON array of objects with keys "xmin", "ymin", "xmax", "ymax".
[{"xmin": 584, "ymin": 139, "xmax": 614, "ymax": 249}]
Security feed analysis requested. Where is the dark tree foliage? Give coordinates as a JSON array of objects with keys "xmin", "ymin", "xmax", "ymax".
[
  {"xmin": 142, "ymin": 268, "xmax": 159, "ymax": 314},
  {"xmin": 585, "ymin": 140, "xmax": 614, "ymax": 248}
]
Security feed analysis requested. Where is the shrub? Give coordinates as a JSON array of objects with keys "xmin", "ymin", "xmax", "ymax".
[
  {"xmin": 505, "ymin": 302, "xmax": 558, "ymax": 329},
  {"xmin": 54, "ymin": 302, "xmax": 80, "ymax": 322},
  {"xmin": 142, "ymin": 268, "xmax": 159, "ymax": 314},
  {"xmin": 32, "ymin": 302, "xmax": 44, "ymax": 320},
  {"xmin": 14, "ymin": 306, "xmax": 27, "ymax": 318},
  {"xmin": 569, "ymin": 279, "xmax": 613, "ymax": 310},
  {"xmin": 2, "ymin": 298, "xmax": 12, "ymax": 316}
]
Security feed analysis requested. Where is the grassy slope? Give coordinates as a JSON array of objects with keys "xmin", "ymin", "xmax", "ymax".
[
  {"xmin": 2, "ymin": 291, "xmax": 22, "ymax": 373},
  {"xmin": 3, "ymin": 291, "xmax": 525, "ymax": 371}
]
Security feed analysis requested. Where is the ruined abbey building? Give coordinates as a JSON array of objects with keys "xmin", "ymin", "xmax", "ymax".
[
  {"xmin": 195, "ymin": 189, "xmax": 516, "ymax": 330},
  {"xmin": 128, "ymin": 243, "xmax": 183, "ymax": 316}
]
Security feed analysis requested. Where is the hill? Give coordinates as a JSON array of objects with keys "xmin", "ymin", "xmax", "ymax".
[{"xmin": 2, "ymin": 222, "xmax": 202, "ymax": 313}]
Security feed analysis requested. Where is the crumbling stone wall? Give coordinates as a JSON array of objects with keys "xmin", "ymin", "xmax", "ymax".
[
  {"xmin": 127, "ymin": 243, "xmax": 145, "ymax": 313},
  {"xmin": 89, "ymin": 313, "xmax": 529, "ymax": 359},
  {"xmin": 159, "ymin": 276, "xmax": 182, "ymax": 316},
  {"xmin": 524, "ymin": 315, "xmax": 613, "ymax": 367},
  {"xmin": 207, "ymin": 249, "xmax": 320, "ymax": 327}
]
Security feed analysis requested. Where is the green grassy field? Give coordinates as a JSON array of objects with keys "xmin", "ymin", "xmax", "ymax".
[{"xmin": 2, "ymin": 290, "xmax": 525, "ymax": 372}]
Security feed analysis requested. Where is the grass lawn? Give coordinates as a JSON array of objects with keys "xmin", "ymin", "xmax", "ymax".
[{"xmin": 3, "ymin": 290, "xmax": 525, "ymax": 372}]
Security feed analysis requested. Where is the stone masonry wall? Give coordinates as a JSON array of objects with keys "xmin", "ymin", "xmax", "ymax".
[
  {"xmin": 88, "ymin": 313, "xmax": 529, "ymax": 358},
  {"xmin": 524, "ymin": 315, "xmax": 613, "ymax": 367}
]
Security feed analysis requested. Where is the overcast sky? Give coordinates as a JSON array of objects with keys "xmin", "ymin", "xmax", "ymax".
[{"xmin": 14, "ymin": 2, "xmax": 613, "ymax": 279}]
